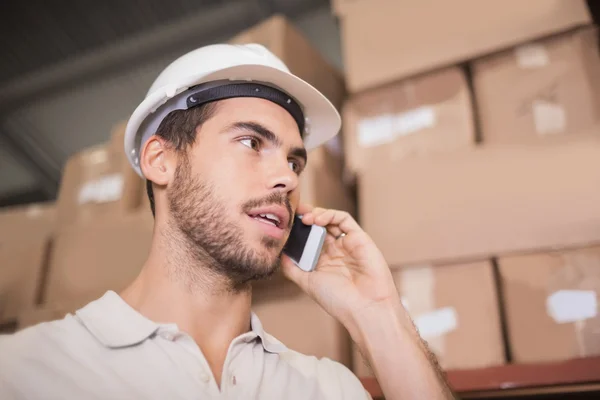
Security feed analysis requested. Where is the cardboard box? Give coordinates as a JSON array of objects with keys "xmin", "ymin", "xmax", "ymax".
[
  {"xmin": 44, "ymin": 212, "xmax": 153, "ymax": 308},
  {"xmin": 0, "ymin": 235, "xmax": 51, "ymax": 321},
  {"xmin": 0, "ymin": 202, "xmax": 56, "ymax": 242},
  {"xmin": 300, "ymin": 145, "xmax": 355, "ymax": 216},
  {"xmin": 360, "ymin": 135, "xmax": 600, "ymax": 266},
  {"xmin": 473, "ymin": 27, "xmax": 600, "ymax": 144},
  {"xmin": 56, "ymin": 140, "xmax": 143, "ymax": 229},
  {"xmin": 252, "ymin": 280, "xmax": 351, "ymax": 366},
  {"xmin": 230, "ymin": 14, "xmax": 345, "ymax": 110},
  {"xmin": 353, "ymin": 261, "xmax": 504, "ymax": 375},
  {"xmin": 499, "ymin": 247, "xmax": 600, "ymax": 363},
  {"xmin": 340, "ymin": 0, "xmax": 591, "ymax": 93},
  {"xmin": 343, "ymin": 66, "xmax": 475, "ymax": 174}
]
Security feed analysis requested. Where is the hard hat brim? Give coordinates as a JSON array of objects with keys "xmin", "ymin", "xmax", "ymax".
[{"xmin": 125, "ymin": 63, "xmax": 341, "ymax": 177}]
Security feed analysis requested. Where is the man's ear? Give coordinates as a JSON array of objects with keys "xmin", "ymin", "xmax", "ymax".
[{"xmin": 140, "ymin": 136, "xmax": 175, "ymax": 186}]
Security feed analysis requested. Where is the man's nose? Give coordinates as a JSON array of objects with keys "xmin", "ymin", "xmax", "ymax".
[{"xmin": 265, "ymin": 155, "xmax": 299, "ymax": 194}]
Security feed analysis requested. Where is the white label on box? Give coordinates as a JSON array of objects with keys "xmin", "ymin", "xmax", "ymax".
[
  {"xmin": 86, "ymin": 148, "xmax": 109, "ymax": 165},
  {"xmin": 532, "ymin": 100, "xmax": 566, "ymax": 135},
  {"xmin": 515, "ymin": 44, "xmax": 549, "ymax": 68},
  {"xmin": 547, "ymin": 290, "xmax": 597, "ymax": 324},
  {"xmin": 357, "ymin": 106, "xmax": 436, "ymax": 148},
  {"xmin": 77, "ymin": 174, "xmax": 124, "ymax": 205},
  {"xmin": 357, "ymin": 114, "xmax": 396, "ymax": 148},
  {"xmin": 415, "ymin": 307, "xmax": 458, "ymax": 339},
  {"xmin": 395, "ymin": 106, "xmax": 436, "ymax": 137}
]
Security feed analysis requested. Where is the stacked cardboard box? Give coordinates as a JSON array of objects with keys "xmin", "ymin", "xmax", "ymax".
[
  {"xmin": 343, "ymin": 67, "xmax": 475, "ymax": 175},
  {"xmin": 353, "ymin": 260, "xmax": 504, "ymax": 375},
  {"xmin": 56, "ymin": 124, "xmax": 143, "ymax": 229},
  {"xmin": 336, "ymin": 0, "xmax": 591, "ymax": 93},
  {"xmin": 472, "ymin": 26, "xmax": 600, "ymax": 144},
  {"xmin": 12, "ymin": 120, "xmax": 153, "ymax": 330},
  {"xmin": 498, "ymin": 246, "xmax": 600, "ymax": 363},
  {"xmin": 0, "ymin": 203, "xmax": 56, "ymax": 329},
  {"xmin": 334, "ymin": 0, "xmax": 599, "ymax": 373}
]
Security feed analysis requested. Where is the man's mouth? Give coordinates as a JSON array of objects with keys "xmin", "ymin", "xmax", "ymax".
[
  {"xmin": 249, "ymin": 213, "xmax": 282, "ymax": 228},
  {"xmin": 245, "ymin": 204, "xmax": 290, "ymax": 234}
]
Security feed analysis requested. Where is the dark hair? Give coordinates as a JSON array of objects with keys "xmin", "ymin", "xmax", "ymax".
[{"xmin": 146, "ymin": 102, "xmax": 219, "ymax": 217}]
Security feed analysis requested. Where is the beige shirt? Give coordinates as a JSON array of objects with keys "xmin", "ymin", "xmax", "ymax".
[{"xmin": 0, "ymin": 291, "xmax": 371, "ymax": 400}]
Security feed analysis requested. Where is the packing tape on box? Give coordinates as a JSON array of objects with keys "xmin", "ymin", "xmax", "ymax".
[
  {"xmin": 77, "ymin": 174, "xmax": 124, "ymax": 205},
  {"xmin": 514, "ymin": 43, "xmax": 549, "ymax": 69},
  {"xmin": 77, "ymin": 146, "xmax": 124, "ymax": 205},
  {"xmin": 400, "ymin": 265, "xmax": 457, "ymax": 362},
  {"xmin": 546, "ymin": 252, "xmax": 600, "ymax": 357},
  {"xmin": 357, "ymin": 106, "xmax": 436, "ymax": 148}
]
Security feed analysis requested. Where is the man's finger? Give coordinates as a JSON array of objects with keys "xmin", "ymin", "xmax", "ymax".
[
  {"xmin": 326, "ymin": 225, "xmax": 343, "ymax": 238},
  {"xmin": 310, "ymin": 209, "xmax": 361, "ymax": 234},
  {"xmin": 295, "ymin": 203, "xmax": 314, "ymax": 217}
]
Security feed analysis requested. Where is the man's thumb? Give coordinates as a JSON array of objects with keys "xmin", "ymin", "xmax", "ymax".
[{"xmin": 280, "ymin": 254, "xmax": 310, "ymax": 291}]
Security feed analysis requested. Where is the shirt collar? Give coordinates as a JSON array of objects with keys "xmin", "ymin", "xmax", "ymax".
[{"xmin": 75, "ymin": 290, "xmax": 287, "ymax": 353}]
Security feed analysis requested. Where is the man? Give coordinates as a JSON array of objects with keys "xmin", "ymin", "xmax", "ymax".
[{"xmin": 0, "ymin": 44, "xmax": 456, "ymax": 399}]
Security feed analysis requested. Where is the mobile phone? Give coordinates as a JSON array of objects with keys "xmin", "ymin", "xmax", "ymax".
[{"xmin": 283, "ymin": 215, "xmax": 327, "ymax": 272}]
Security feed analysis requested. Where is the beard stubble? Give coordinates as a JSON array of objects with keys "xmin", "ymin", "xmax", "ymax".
[{"xmin": 167, "ymin": 155, "xmax": 290, "ymax": 288}]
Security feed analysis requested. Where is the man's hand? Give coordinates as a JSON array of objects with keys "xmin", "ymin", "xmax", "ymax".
[
  {"xmin": 281, "ymin": 204, "xmax": 456, "ymax": 400},
  {"xmin": 281, "ymin": 204, "xmax": 399, "ymax": 337}
]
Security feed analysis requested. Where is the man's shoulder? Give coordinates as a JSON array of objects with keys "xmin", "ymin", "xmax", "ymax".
[{"xmin": 0, "ymin": 313, "xmax": 88, "ymax": 359}]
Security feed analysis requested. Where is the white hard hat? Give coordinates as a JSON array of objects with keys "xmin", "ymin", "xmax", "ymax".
[{"xmin": 124, "ymin": 43, "xmax": 341, "ymax": 177}]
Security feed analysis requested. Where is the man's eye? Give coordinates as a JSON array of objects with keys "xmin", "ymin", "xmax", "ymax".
[
  {"xmin": 288, "ymin": 160, "xmax": 301, "ymax": 173},
  {"xmin": 240, "ymin": 137, "xmax": 260, "ymax": 150}
]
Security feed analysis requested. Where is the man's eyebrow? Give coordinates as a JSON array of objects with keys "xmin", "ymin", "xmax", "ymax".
[
  {"xmin": 229, "ymin": 121, "xmax": 307, "ymax": 164},
  {"xmin": 229, "ymin": 121, "xmax": 282, "ymax": 147}
]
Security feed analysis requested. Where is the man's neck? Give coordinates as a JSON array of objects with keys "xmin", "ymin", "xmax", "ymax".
[{"xmin": 120, "ymin": 224, "xmax": 253, "ymax": 387}]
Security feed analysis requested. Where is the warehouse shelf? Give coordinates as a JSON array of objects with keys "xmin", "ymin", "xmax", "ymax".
[{"xmin": 360, "ymin": 356, "xmax": 600, "ymax": 399}]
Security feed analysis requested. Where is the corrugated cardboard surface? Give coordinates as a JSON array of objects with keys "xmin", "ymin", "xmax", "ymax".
[
  {"xmin": 229, "ymin": 14, "xmax": 345, "ymax": 110},
  {"xmin": 0, "ymin": 202, "xmax": 56, "ymax": 242},
  {"xmin": 353, "ymin": 261, "xmax": 504, "ymax": 376},
  {"xmin": 44, "ymin": 212, "xmax": 153, "ymax": 308},
  {"xmin": 360, "ymin": 135, "xmax": 600, "ymax": 266},
  {"xmin": 499, "ymin": 247, "xmax": 600, "ymax": 363},
  {"xmin": 252, "ymin": 279, "xmax": 351, "ymax": 367},
  {"xmin": 473, "ymin": 27, "xmax": 600, "ymax": 144},
  {"xmin": 341, "ymin": 0, "xmax": 591, "ymax": 93},
  {"xmin": 301, "ymin": 146, "xmax": 355, "ymax": 217},
  {"xmin": 343, "ymin": 67, "xmax": 474, "ymax": 174},
  {"xmin": 0, "ymin": 234, "xmax": 51, "ymax": 322},
  {"xmin": 56, "ymin": 142, "xmax": 143, "ymax": 229}
]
